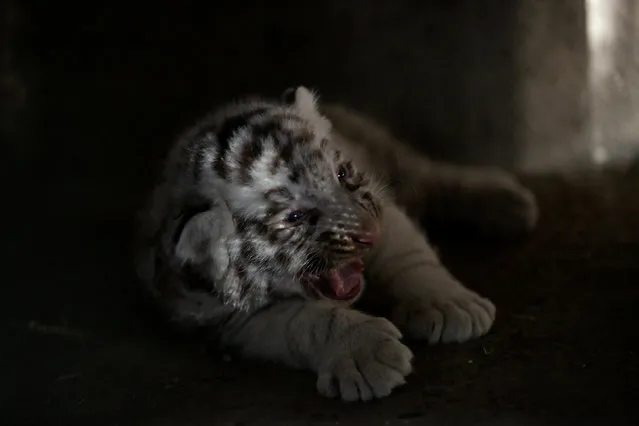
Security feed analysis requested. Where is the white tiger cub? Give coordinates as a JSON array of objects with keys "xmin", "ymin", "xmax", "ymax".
[{"xmin": 135, "ymin": 86, "xmax": 538, "ymax": 402}]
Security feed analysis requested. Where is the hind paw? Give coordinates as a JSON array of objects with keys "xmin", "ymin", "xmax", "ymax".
[{"xmin": 467, "ymin": 170, "xmax": 539, "ymax": 237}]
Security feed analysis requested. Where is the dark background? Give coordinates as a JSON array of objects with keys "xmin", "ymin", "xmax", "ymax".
[{"xmin": 2, "ymin": 1, "xmax": 637, "ymax": 425}]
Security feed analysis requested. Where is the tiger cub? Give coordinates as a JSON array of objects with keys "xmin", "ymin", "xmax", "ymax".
[{"xmin": 135, "ymin": 86, "xmax": 538, "ymax": 402}]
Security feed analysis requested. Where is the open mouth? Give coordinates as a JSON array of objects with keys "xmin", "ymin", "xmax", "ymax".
[{"xmin": 303, "ymin": 259, "xmax": 365, "ymax": 302}]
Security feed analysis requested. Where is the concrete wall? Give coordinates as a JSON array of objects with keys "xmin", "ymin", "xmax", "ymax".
[
  {"xmin": 588, "ymin": 0, "xmax": 639, "ymax": 167},
  {"xmin": 515, "ymin": 0, "xmax": 591, "ymax": 172},
  {"xmin": 8, "ymin": 0, "xmax": 639, "ymax": 215}
]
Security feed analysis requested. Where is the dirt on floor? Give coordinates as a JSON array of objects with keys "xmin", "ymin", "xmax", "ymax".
[{"xmin": 4, "ymin": 167, "xmax": 638, "ymax": 426}]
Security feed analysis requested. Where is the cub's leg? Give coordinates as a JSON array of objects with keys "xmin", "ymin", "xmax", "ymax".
[
  {"xmin": 222, "ymin": 300, "xmax": 413, "ymax": 402},
  {"xmin": 395, "ymin": 162, "xmax": 538, "ymax": 238},
  {"xmin": 325, "ymin": 104, "xmax": 538, "ymax": 238},
  {"xmin": 364, "ymin": 201, "xmax": 496, "ymax": 343}
]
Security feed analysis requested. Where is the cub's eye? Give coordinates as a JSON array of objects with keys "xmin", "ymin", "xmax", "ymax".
[
  {"xmin": 285, "ymin": 209, "xmax": 307, "ymax": 224},
  {"xmin": 337, "ymin": 164, "xmax": 348, "ymax": 182}
]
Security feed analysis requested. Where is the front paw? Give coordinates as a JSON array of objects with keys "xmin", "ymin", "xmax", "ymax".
[
  {"xmin": 391, "ymin": 285, "xmax": 496, "ymax": 344},
  {"xmin": 316, "ymin": 314, "xmax": 413, "ymax": 402}
]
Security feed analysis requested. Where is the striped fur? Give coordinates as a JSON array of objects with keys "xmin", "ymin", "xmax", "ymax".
[{"xmin": 135, "ymin": 86, "xmax": 538, "ymax": 401}]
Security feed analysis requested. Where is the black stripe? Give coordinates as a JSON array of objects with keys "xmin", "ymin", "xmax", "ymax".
[
  {"xmin": 289, "ymin": 164, "xmax": 303, "ymax": 183},
  {"xmin": 235, "ymin": 217, "xmax": 270, "ymax": 238},
  {"xmin": 265, "ymin": 204, "xmax": 286, "ymax": 220},
  {"xmin": 254, "ymin": 221, "xmax": 270, "ymax": 236},
  {"xmin": 254, "ymin": 113, "xmax": 304, "ymax": 138},
  {"xmin": 290, "ymin": 233, "xmax": 308, "ymax": 252},
  {"xmin": 279, "ymin": 142, "xmax": 294, "ymax": 163},
  {"xmin": 234, "ymin": 215, "xmax": 247, "ymax": 233},
  {"xmin": 360, "ymin": 191, "xmax": 381, "ymax": 217},
  {"xmin": 307, "ymin": 210, "xmax": 320, "ymax": 227},
  {"xmin": 235, "ymin": 263, "xmax": 247, "ymax": 281},
  {"xmin": 296, "ymin": 128, "xmax": 314, "ymax": 144},
  {"xmin": 240, "ymin": 240, "xmax": 257, "ymax": 261},
  {"xmin": 268, "ymin": 230, "xmax": 280, "ymax": 244},
  {"xmin": 252, "ymin": 117, "xmax": 285, "ymax": 142},
  {"xmin": 236, "ymin": 268, "xmax": 251, "ymax": 302},
  {"xmin": 274, "ymin": 249, "xmax": 290, "ymax": 266},
  {"xmin": 251, "ymin": 114, "xmax": 310, "ymax": 166},
  {"xmin": 237, "ymin": 138, "xmax": 264, "ymax": 185},
  {"xmin": 213, "ymin": 108, "xmax": 267, "ymax": 179},
  {"xmin": 345, "ymin": 182, "xmax": 361, "ymax": 192},
  {"xmin": 308, "ymin": 149, "xmax": 324, "ymax": 164},
  {"xmin": 272, "ymin": 112, "xmax": 305, "ymax": 125}
]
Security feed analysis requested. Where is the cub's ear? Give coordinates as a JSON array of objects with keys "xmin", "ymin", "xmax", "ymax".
[
  {"xmin": 281, "ymin": 85, "xmax": 332, "ymax": 137},
  {"xmin": 173, "ymin": 197, "xmax": 234, "ymax": 281},
  {"xmin": 281, "ymin": 87, "xmax": 298, "ymax": 105},
  {"xmin": 281, "ymin": 86, "xmax": 320, "ymax": 115}
]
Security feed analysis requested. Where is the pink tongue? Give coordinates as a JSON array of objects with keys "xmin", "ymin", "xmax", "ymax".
[{"xmin": 328, "ymin": 260, "xmax": 364, "ymax": 298}]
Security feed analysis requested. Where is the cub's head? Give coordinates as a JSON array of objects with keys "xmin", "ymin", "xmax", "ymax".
[{"xmin": 188, "ymin": 87, "xmax": 384, "ymax": 308}]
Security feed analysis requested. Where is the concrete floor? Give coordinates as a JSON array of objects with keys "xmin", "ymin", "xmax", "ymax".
[
  {"xmin": 2, "ymin": 2, "xmax": 639, "ymax": 425},
  {"xmin": 5, "ymin": 169, "xmax": 638, "ymax": 426}
]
